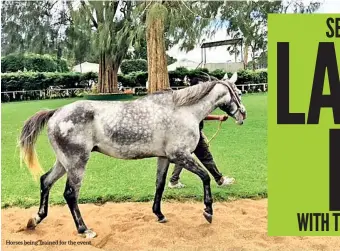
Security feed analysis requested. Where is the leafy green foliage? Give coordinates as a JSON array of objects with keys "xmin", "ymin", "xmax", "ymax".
[
  {"xmin": 125, "ymin": 39, "xmax": 177, "ymax": 65},
  {"xmin": 216, "ymin": 1, "xmax": 277, "ymax": 67},
  {"xmin": 117, "ymin": 68, "xmax": 267, "ymax": 88},
  {"xmin": 1, "ymin": 53, "xmax": 69, "ymax": 73},
  {"xmin": 247, "ymin": 51, "xmax": 267, "ymax": 70},
  {"xmin": 77, "ymin": 1, "xmax": 145, "ymax": 63},
  {"xmin": 191, "ymin": 69, "xmax": 268, "ymax": 87},
  {"xmin": 65, "ymin": 18, "xmax": 93, "ymax": 65},
  {"xmin": 280, "ymin": 0, "xmax": 322, "ymax": 13},
  {"xmin": 1, "ymin": 1, "xmax": 71, "ymax": 57},
  {"xmin": 169, "ymin": 67, "xmax": 189, "ymax": 79},
  {"xmin": 1, "ymin": 72, "xmax": 96, "ymax": 91},
  {"xmin": 120, "ymin": 59, "xmax": 148, "ymax": 74},
  {"xmin": 118, "ymin": 71, "xmax": 147, "ymax": 88},
  {"xmin": 164, "ymin": 1, "xmax": 214, "ymax": 52},
  {"xmin": 214, "ymin": 0, "xmax": 321, "ymax": 69},
  {"xmin": 209, "ymin": 69, "xmax": 226, "ymax": 80},
  {"xmin": 1, "ymin": 68, "xmax": 267, "ymax": 93}
]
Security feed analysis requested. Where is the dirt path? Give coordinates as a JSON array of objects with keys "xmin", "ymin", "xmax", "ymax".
[{"xmin": 2, "ymin": 199, "xmax": 340, "ymax": 251}]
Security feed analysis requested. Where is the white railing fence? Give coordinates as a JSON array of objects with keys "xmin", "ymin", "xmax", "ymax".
[
  {"xmin": 1, "ymin": 83, "xmax": 267, "ymax": 102},
  {"xmin": 238, "ymin": 83, "xmax": 268, "ymax": 93},
  {"xmin": 1, "ymin": 88, "xmax": 90, "ymax": 102}
]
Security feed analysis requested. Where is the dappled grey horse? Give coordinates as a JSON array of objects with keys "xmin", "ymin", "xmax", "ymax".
[{"xmin": 19, "ymin": 73, "xmax": 246, "ymax": 238}]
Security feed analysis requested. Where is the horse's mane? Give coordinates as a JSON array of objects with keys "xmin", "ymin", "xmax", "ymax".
[
  {"xmin": 172, "ymin": 81, "xmax": 217, "ymax": 107},
  {"xmin": 145, "ymin": 81, "xmax": 223, "ymax": 107}
]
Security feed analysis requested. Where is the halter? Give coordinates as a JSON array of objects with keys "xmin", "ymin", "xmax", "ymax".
[
  {"xmin": 207, "ymin": 80, "xmax": 246, "ymax": 145},
  {"xmin": 206, "ymin": 82, "xmax": 244, "ymax": 145},
  {"xmin": 221, "ymin": 81, "xmax": 246, "ymax": 115},
  {"xmin": 196, "ymin": 74, "xmax": 246, "ymax": 117}
]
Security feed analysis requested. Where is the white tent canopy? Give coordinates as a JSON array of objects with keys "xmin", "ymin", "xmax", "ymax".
[
  {"xmin": 72, "ymin": 62, "xmax": 122, "ymax": 74},
  {"xmin": 167, "ymin": 59, "xmax": 200, "ymax": 71},
  {"xmin": 72, "ymin": 60, "xmax": 198, "ymax": 75},
  {"xmin": 72, "ymin": 62, "xmax": 99, "ymax": 73}
]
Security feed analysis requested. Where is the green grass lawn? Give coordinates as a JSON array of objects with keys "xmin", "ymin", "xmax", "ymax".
[{"xmin": 1, "ymin": 93, "xmax": 267, "ymax": 208}]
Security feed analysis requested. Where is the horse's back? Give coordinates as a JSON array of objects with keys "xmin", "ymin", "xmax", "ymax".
[
  {"xmin": 48, "ymin": 100, "xmax": 96, "ymax": 127},
  {"xmin": 92, "ymin": 99, "xmax": 173, "ymax": 159}
]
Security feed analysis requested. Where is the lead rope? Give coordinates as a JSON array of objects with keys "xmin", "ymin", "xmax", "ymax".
[{"xmin": 206, "ymin": 120, "xmax": 223, "ymax": 147}]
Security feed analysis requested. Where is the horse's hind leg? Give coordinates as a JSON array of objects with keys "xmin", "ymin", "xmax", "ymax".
[
  {"xmin": 63, "ymin": 158, "xmax": 96, "ymax": 238},
  {"xmin": 152, "ymin": 157, "xmax": 170, "ymax": 222},
  {"xmin": 170, "ymin": 152, "xmax": 213, "ymax": 223},
  {"xmin": 27, "ymin": 161, "xmax": 66, "ymax": 229}
]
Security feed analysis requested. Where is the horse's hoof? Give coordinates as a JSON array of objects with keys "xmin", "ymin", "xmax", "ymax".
[
  {"xmin": 203, "ymin": 211, "xmax": 213, "ymax": 223},
  {"xmin": 158, "ymin": 217, "xmax": 168, "ymax": 223},
  {"xmin": 27, "ymin": 217, "xmax": 37, "ymax": 230},
  {"xmin": 79, "ymin": 229, "xmax": 97, "ymax": 239}
]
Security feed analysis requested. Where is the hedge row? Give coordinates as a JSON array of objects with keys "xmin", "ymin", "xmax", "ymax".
[
  {"xmin": 117, "ymin": 68, "xmax": 267, "ymax": 87},
  {"xmin": 120, "ymin": 59, "xmax": 148, "ymax": 75},
  {"xmin": 1, "ymin": 53, "xmax": 69, "ymax": 73},
  {"xmin": 1, "ymin": 68, "xmax": 267, "ymax": 92},
  {"xmin": 1, "ymin": 72, "xmax": 97, "ymax": 91}
]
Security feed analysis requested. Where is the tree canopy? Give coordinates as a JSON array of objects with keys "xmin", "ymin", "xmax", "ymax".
[
  {"xmin": 1, "ymin": 0, "xmax": 71, "ymax": 57},
  {"xmin": 211, "ymin": 0, "xmax": 321, "ymax": 69},
  {"xmin": 1, "ymin": 0, "xmax": 323, "ymax": 78}
]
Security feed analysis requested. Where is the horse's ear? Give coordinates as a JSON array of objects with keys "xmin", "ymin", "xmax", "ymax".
[
  {"xmin": 222, "ymin": 73, "xmax": 229, "ymax": 80},
  {"xmin": 229, "ymin": 72, "xmax": 237, "ymax": 84}
]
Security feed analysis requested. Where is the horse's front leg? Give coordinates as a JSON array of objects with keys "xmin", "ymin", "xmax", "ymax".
[
  {"xmin": 171, "ymin": 152, "xmax": 213, "ymax": 223},
  {"xmin": 152, "ymin": 157, "xmax": 170, "ymax": 223}
]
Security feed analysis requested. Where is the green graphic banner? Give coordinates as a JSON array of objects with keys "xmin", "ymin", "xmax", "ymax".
[{"xmin": 268, "ymin": 14, "xmax": 340, "ymax": 236}]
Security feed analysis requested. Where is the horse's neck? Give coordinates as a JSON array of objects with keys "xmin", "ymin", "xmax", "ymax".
[{"xmin": 190, "ymin": 84, "xmax": 227, "ymax": 122}]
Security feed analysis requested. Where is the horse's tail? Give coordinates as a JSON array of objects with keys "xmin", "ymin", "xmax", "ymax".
[{"xmin": 19, "ymin": 109, "xmax": 57, "ymax": 180}]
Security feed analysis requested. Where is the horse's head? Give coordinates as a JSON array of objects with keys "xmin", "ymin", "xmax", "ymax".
[{"xmin": 217, "ymin": 72, "xmax": 247, "ymax": 125}]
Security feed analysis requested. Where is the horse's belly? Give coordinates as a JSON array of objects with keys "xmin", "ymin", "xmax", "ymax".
[
  {"xmin": 94, "ymin": 141, "xmax": 165, "ymax": 160},
  {"xmin": 95, "ymin": 117, "xmax": 167, "ymax": 159}
]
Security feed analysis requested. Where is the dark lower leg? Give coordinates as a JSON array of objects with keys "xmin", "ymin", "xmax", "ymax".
[
  {"xmin": 173, "ymin": 154, "xmax": 213, "ymax": 217},
  {"xmin": 203, "ymin": 178, "xmax": 213, "ymax": 216},
  {"xmin": 152, "ymin": 157, "xmax": 170, "ymax": 221},
  {"xmin": 64, "ymin": 179, "xmax": 87, "ymax": 233},
  {"xmin": 199, "ymin": 170, "xmax": 213, "ymax": 216},
  {"xmin": 169, "ymin": 164, "xmax": 183, "ymax": 183},
  {"xmin": 28, "ymin": 162, "xmax": 65, "ymax": 228},
  {"xmin": 36, "ymin": 171, "xmax": 52, "ymax": 223},
  {"xmin": 202, "ymin": 162, "xmax": 224, "ymax": 184}
]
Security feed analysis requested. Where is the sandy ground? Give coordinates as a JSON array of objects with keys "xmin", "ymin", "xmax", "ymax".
[{"xmin": 2, "ymin": 199, "xmax": 340, "ymax": 251}]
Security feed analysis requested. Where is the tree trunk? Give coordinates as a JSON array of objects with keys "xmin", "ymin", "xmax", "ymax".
[
  {"xmin": 146, "ymin": 2, "xmax": 169, "ymax": 94},
  {"xmin": 98, "ymin": 52, "xmax": 104, "ymax": 93},
  {"xmin": 112, "ymin": 65, "xmax": 119, "ymax": 93},
  {"xmin": 243, "ymin": 44, "xmax": 249, "ymax": 69},
  {"xmin": 98, "ymin": 51, "xmax": 119, "ymax": 93},
  {"xmin": 251, "ymin": 48, "xmax": 256, "ymax": 71}
]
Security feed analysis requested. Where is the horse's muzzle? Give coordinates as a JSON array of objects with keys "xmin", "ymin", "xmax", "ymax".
[{"xmin": 235, "ymin": 109, "xmax": 246, "ymax": 125}]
